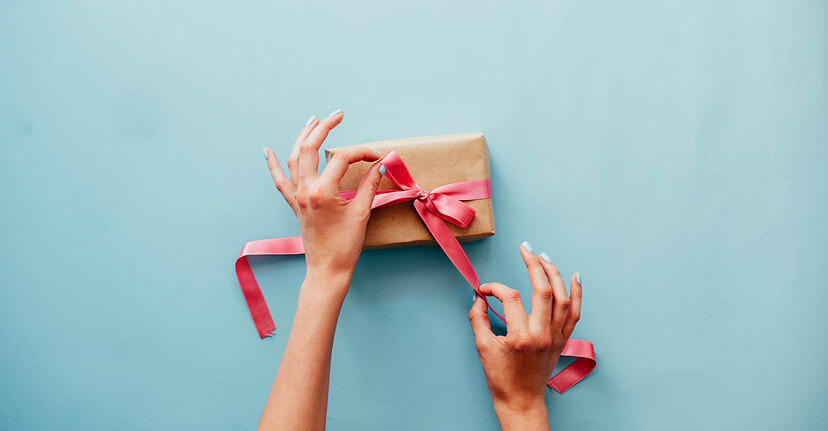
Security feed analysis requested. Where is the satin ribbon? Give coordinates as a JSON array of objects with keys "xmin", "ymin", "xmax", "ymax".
[{"xmin": 235, "ymin": 151, "xmax": 595, "ymax": 393}]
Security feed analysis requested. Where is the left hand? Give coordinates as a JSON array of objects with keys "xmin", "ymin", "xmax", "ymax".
[{"xmin": 263, "ymin": 110, "xmax": 382, "ymax": 286}]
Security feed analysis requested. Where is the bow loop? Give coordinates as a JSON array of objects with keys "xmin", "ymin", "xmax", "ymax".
[
  {"xmin": 379, "ymin": 151, "xmax": 477, "ymax": 229},
  {"xmin": 422, "ymin": 192, "xmax": 476, "ymax": 228}
]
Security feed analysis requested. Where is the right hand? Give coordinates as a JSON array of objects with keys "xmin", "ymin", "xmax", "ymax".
[{"xmin": 468, "ymin": 242, "xmax": 582, "ymax": 429}]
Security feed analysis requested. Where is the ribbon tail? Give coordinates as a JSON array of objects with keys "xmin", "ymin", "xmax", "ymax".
[
  {"xmin": 235, "ymin": 255, "xmax": 277, "ymax": 338},
  {"xmin": 412, "ymin": 201, "xmax": 506, "ymax": 323},
  {"xmin": 235, "ymin": 236, "xmax": 306, "ymax": 339},
  {"xmin": 547, "ymin": 339, "xmax": 596, "ymax": 393}
]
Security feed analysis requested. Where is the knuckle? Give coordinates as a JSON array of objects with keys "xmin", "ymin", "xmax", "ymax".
[
  {"xmin": 513, "ymin": 340, "xmax": 530, "ymax": 352},
  {"xmin": 535, "ymin": 338, "xmax": 552, "ymax": 352},
  {"xmin": 537, "ymin": 286, "xmax": 553, "ymax": 300},
  {"xmin": 294, "ymin": 189, "xmax": 308, "ymax": 207},
  {"xmin": 348, "ymin": 200, "xmax": 372, "ymax": 219},
  {"xmin": 469, "ymin": 308, "xmax": 486, "ymax": 322},
  {"xmin": 308, "ymin": 189, "xmax": 326, "ymax": 207},
  {"xmin": 571, "ymin": 311, "xmax": 581, "ymax": 323},
  {"xmin": 558, "ymin": 297, "xmax": 571, "ymax": 309},
  {"xmin": 355, "ymin": 207, "xmax": 371, "ymax": 221},
  {"xmin": 510, "ymin": 333, "xmax": 529, "ymax": 351},
  {"xmin": 504, "ymin": 289, "xmax": 522, "ymax": 302}
]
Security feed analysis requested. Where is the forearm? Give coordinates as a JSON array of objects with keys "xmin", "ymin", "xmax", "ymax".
[
  {"xmin": 493, "ymin": 401, "xmax": 549, "ymax": 431},
  {"xmin": 258, "ymin": 271, "xmax": 351, "ymax": 431}
]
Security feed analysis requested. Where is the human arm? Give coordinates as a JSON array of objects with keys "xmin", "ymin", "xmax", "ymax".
[{"xmin": 257, "ymin": 110, "xmax": 382, "ymax": 431}]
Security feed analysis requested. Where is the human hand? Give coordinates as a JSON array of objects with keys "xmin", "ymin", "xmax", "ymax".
[
  {"xmin": 468, "ymin": 241, "xmax": 582, "ymax": 430},
  {"xmin": 263, "ymin": 110, "xmax": 382, "ymax": 288}
]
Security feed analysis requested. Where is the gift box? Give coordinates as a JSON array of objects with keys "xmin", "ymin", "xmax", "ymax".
[{"xmin": 325, "ymin": 132, "xmax": 495, "ymax": 248}]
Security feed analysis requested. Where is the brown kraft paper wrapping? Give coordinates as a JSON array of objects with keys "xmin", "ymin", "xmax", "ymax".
[{"xmin": 325, "ymin": 132, "xmax": 495, "ymax": 249}]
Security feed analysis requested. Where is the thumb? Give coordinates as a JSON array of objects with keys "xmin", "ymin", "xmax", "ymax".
[
  {"xmin": 468, "ymin": 292, "xmax": 493, "ymax": 341},
  {"xmin": 351, "ymin": 162, "xmax": 382, "ymax": 210}
]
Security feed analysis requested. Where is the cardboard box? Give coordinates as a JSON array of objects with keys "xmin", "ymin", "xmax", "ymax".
[{"xmin": 325, "ymin": 132, "xmax": 495, "ymax": 248}]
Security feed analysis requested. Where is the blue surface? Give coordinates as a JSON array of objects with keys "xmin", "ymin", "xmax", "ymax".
[{"xmin": 1, "ymin": 1, "xmax": 826, "ymax": 430}]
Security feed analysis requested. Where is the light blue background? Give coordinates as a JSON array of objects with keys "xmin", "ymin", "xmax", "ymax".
[{"xmin": 1, "ymin": 1, "xmax": 826, "ymax": 430}]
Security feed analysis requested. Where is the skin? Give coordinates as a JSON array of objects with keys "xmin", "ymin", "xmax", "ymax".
[
  {"xmin": 468, "ymin": 246, "xmax": 582, "ymax": 431},
  {"xmin": 257, "ymin": 111, "xmax": 582, "ymax": 431}
]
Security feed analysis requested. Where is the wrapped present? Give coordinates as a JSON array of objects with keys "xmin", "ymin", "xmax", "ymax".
[{"xmin": 325, "ymin": 132, "xmax": 495, "ymax": 248}]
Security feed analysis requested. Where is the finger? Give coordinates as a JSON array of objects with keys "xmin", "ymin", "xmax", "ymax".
[
  {"xmin": 297, "ymin": 110, "xmax": 344, "ymax": 179},
  {"xmin": 562, "ymin": 273, "xmax": 582, "ymax": 338},
  {"xmin": 521, "ymin": 242, "xmax": 553, "ymax": 330},
  {"xmin": 287, "ymin": 115, "xmax": 319, "ymax": 181},
  {"xmin": 351, "ymin": 162, "xmax": 383, "ymax": 210},
  {"xmin": 538, "ymin": 254, "xmax": 570, "ymax": 333},
  {"xmin": 477, "ymin": 282, "xmax": 528, "ymax": 334},
  {"xmin": 468, "ymin": 293, "xmax": 494, "ymax": 343},
  {"xmin": 264, "ymin": 148, "xmax": 295, "ymax": 208},
  {"xmin": 319, "ymin": 147, "xmax": 381, "ymax": 190}
]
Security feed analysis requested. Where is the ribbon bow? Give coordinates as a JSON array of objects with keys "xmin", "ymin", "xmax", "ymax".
[{"xmin": 235, "ymin": 151, "xmax": 596, "ymax": 393}]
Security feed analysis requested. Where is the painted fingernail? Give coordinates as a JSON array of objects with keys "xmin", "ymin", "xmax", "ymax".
[
  {"xmin": 328, "ymin": 108, "xmax": 342, "ymax": 117},
  {"xmin": 371, "ymin": 149, "xmax": 382, "ymax": 155},
  {"xmin": 379, "ymin": 165, "xmax": 386, "ymax": 176},
  {"xmin": 576, "ymin": 273, "xmax": 582, "ymax": 285},
  {"xmin": 521, "ymin": 241, "xmax": 533, "ymax": 253},
  {"xmin": 262, "ymin": 148, "xmax": 269, "ymax": 160},
  {"xmin": 305, "ymin": 115, "xmax": 317, "ymax": 126},
  {"xmin": 539, "ymin": 252, "xmax": 552, "ymax": 263}
]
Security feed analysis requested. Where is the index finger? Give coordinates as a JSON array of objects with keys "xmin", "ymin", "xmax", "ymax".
[
  {"xmin": 319, "ymin": 147, "xmax": 381, "ymax": 190},
  {"xmin": 468, "ymin": 293, "xmax": 495, "ymax": 344},
  {"xmin": 477, "ymin": 282, "xmax": 529, "ymax": 335}
]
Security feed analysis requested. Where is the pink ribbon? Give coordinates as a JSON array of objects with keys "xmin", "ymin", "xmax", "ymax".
[{"xmin": 236, "ymin": 151, "xmax": 595, "ymax": 393}]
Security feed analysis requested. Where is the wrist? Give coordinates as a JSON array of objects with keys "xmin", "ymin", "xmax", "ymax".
[
  {"xmin": 302, "ymin": 266, "xmax": 353, "ymax": 300},
  {"xmin": 305, "ymin": 264, "xmax": 353, "ymax": 287},
  {"xmin": 492, "ymin": 399, "xmax": 548, "ymax": 431}
]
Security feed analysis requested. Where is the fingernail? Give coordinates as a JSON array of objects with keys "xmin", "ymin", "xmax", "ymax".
[
  {"xmin": 539, "ymin": 252, "xmax": 552, "ymax": 263},
  {"xmin": 472, "ymin": 291, "xmax": 479, "ymax": 304},
  {"xmin": 379, "ymin": 165, "xmax": 386, "ymax": 176},
  {"xmin": 521, "ymin": 241, "xmax": 533, "ymax": 253},
  {"xmin": 576, "ymin": 272, "xmax": 582, "ymax": 285},
  {"xmin": 262, "ymin": 148, "xmax": 269, "ymax": 160},
  {"xmin": 371, "ymin": 149, "xmax": 381, "ymax": 155},
  {"xmin": 305, "ymin": 115, "xmax": 317, "ymax": 126},
  {"xmin": 328, "ymin": 108, "xmax": 342, "ymax": 117}
]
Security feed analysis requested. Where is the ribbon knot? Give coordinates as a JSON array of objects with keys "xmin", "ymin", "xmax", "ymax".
[{"xmin": 371, "ymin": 152, "xmax": 480, "ymax": 230}]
